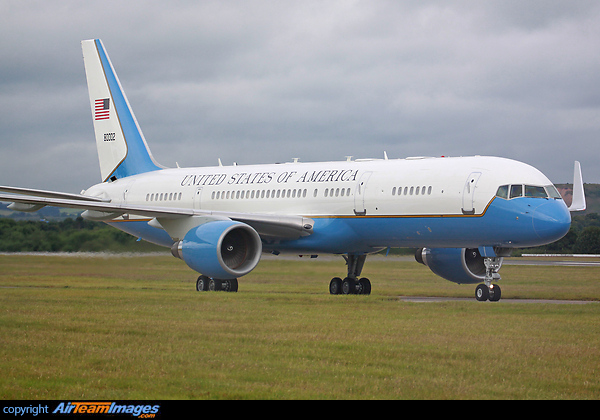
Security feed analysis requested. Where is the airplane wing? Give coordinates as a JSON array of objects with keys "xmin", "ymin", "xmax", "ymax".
[
  {"xmin": 0, "ymin": 188, "xmax": 313, "ymax": 241},
  {"xmin": 0, "ymin": 186, "xmax": 109, "ymax": 202}
]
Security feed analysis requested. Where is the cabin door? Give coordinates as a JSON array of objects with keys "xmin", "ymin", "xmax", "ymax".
[
  {"xmin": 354, "ymin": 172, "xmax": 372, "ymax": 216},
  {"xmin": 193, "ymin": 187, "xmax": 203, "ymax": 210},
  {"xmin": 462, "ymin": 172, "xmax": 481, "ymax": 214}
]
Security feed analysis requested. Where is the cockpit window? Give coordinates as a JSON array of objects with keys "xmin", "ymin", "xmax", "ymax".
[
  {"xmin": 495, "ymin": 185, "xmax": 509, "ymax": 199},
  {"xmin": 510, "ymin": 185, "xmax": 523, "ymax": 199},
  {"xmin": 525, "ymin": 185, "xmax": 548, "ymax": 198},
  {"xmin": 497, "ymin": 184, "xmax": 561, "ymax": 200},
  {"xmin": 545, "ymin": 185, "xmax": 563, "ymax": 200}
]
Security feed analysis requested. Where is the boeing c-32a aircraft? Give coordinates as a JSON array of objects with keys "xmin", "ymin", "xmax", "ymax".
[{"xmin": 0, "ymin": 39, "xmax": 587, "ymax": 301}]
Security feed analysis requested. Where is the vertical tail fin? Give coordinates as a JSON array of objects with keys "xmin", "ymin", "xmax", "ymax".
[{"xmin": 82, "ymin": 39, "xmax": 162, "ymax": 182}]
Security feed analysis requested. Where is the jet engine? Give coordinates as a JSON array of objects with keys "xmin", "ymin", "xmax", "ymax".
[
  {"xmin": 171, "ymin": 220, "xmax": 262, "ymax": 279},
  {"xmin": 415, "ymin": 247, "xmax": 503, "ymax": 284}
]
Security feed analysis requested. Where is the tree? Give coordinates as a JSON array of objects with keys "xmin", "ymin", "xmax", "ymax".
[{"xmin": 573, "ymin": 226, "xmax": 600, "ymax": 254}]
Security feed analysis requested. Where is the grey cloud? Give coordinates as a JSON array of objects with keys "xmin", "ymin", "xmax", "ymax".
[{"xmin": 1, "ymin": 1, "xmax": 599, "ymax": 193}]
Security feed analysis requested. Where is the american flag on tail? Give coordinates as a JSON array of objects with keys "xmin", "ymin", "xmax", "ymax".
[{"xmin": 94, "ymin": 98, "xmax": 110, "ymax": 120}]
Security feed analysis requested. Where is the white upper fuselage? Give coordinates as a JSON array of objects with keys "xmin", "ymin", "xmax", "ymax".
[{"xmin": 85, "ymin": 155, "xmax": 555, "ymax": 219}]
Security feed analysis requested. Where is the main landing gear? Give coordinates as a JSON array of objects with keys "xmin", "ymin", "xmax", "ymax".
[
  {"xmin": 196, "ymin": 275, "xmax": 238, "ymax": 292},
  {"xmin": 329, "ymin": 254, "xmax": 371, "ymax": 295},
  {"xmin": 475, "ymin": 256, "xmax": 502, "ymax": 301}
]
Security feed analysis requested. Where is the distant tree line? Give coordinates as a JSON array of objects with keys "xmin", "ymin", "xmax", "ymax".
[
  {"xmin": 0, "ymin": 217, "xmax": 163, "ymax": 252},
  {"xmin": 1, "ymin": 213, "xmax": 600, "ymax": 254}
]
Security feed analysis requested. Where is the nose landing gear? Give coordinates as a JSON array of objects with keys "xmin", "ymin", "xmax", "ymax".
[{"xmin": 475, "ymin": 256, "xmax": 502, "ymax": 301}]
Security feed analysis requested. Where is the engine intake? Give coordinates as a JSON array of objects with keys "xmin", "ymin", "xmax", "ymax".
[{"xmin": 172, "ymin": 220, "xmax": 262, "ymax": 279}]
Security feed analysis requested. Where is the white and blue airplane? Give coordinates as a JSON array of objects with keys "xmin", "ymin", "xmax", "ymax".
[{"xmin": 0, "ymin": 39, "xmax": 587, "ymax": 301}]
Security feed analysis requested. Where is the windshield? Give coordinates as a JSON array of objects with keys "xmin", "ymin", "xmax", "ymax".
[
  {"xmin": 545, "ymin": 185, "xmax": 562, "ymax": 199},
  {"xmin": 496, "ymin": 184, "xmax": 562, "ymax": 200}
]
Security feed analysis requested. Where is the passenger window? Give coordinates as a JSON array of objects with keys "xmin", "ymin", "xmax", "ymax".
[
  {"xmin": 510, "ymin": 185, "xmax": 522, "ymax": 199},
  {"xmin": 525, "ymin": 185, "xmax": 548, "ymax": 198},
  {"xmin": 496, "ymin": 185, "xmax": 509, "ymax": 199}
]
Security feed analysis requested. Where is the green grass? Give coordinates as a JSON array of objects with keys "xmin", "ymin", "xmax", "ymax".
[{"xmin": 0, "ymin": 254, "xmax": 599, "ymax": 399}]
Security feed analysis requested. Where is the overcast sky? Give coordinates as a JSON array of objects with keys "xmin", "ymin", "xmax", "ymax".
[{"xmin": 1, "ymin": 1, "xmax": 599, "ymax": 193}]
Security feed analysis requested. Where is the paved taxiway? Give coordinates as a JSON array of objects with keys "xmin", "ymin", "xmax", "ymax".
[
  {"xmin": 504, "ymin": 259, "xmax": 600, "ymax": 267},
  {"xmin": 399, "ymin": 296, "xmax": 597, "ymax": 304}
]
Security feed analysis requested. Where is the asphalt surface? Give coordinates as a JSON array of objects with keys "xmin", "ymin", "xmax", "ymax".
[{"xmin": 398, "ymin": 296, "xmax": 597, "ymax": 304}]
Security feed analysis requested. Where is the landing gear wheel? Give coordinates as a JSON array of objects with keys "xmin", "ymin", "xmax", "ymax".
[
  {"xmin": 342, "ymin": 277, "xmax": 356, "ymax": 295},
  {"xmin": 358, "ymin": 278, "xmax": 371, "ymax": 295},
  {"xmin": 475, "ymin": 284, "xmax": 489, "ymax": 301},
  {"xmin": 221, "ymin": 278, "xmax": 238, "ymax": 293},
  {"xmin": 209, "ymin": 278, "xmax": 222, "ymax": 292},
  {"xmin": 489, "ymin": 284, "xmax": 501, "ymax": 302},
  {"xmin": 196, "ymin": 275, "xmax": 210, "ymax": 292},
  {"xmin": 329, "ymin": 277, "xmax": 343, "ymax": 295}
]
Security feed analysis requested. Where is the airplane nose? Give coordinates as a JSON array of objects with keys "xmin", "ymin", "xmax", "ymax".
[{"xmin": 532, "ymin": 200, "xmax": 571, "ymax": 243}]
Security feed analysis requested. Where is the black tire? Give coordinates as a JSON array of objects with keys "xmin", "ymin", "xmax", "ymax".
[
  {"xmin": 342, "ymin": 277, "xmax": 356, "ymax": 295},
  {"xmin": 329, "ymin": 277, "xmax": 342, "ymax": 295},
  {"xmin": 196, "ymin": 275, "xmax": 209, "ymax": 292},
  {"xmin": 222, "ymin": 278, "xmax": 238, "ymax": 292},
  {"xmin": 358, "ymin": 278, "xmax": 371, "ymax": 295},
  {"xmin": 475, "ymin": 284, "xmax": 489, "ymax": 301},
  {"xmin": 489, "ymin": 284, "xmax": 501, "ymax": 301},
  {"xmin": 209, "ymin": 278, "xmax": 222, "ymax": 292}
]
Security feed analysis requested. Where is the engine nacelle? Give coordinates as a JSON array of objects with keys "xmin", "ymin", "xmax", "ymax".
[
  {"xmin": 415, "ymin": 247, "xmax": 503, "ymax": 284},
  {"xmin": 171, "ymin": 220, "xmax": 262, "ymax": 279}
]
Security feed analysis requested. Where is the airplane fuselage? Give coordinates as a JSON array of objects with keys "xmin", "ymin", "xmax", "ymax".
[{"xmin": 85, "ymin": 155, "xmax": 571, "ymax": 255}]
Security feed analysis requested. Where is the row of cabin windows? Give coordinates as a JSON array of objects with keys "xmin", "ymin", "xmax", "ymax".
[
  {"xmin": 212, "ymin": 188, "xmax": 356, "ymax": 200},
  {"xmin": 146, "ymin": 192, "xmax": 183, "ymax": 202},
  {"xmin": 392, "ymin": 186, "xmax": 433, "ymax": 196},
  {"xmin": 324, "ymin": 188, "xmax": 352, "ymax": 197},
  {"xmin": 212, "ymin": 188, "xmax": 309, "ymax": 200},
  {"xmin": 495, "ymin": 184, "xmax": 562, "ymax": 200}
]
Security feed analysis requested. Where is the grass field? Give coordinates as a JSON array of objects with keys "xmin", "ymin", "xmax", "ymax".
[{"xmin": 1, "ymin": 253, "xmax": 599, "ymax": 399}]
